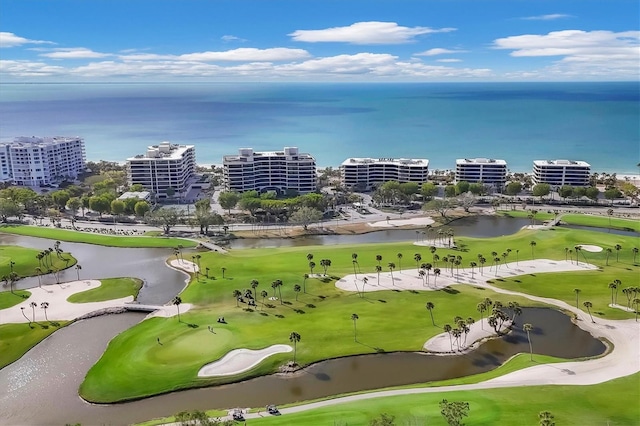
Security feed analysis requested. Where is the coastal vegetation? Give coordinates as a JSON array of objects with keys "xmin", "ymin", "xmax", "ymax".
[{"xmin": 80, "ymin": 226, "xmax": 638, "ymax": 403}]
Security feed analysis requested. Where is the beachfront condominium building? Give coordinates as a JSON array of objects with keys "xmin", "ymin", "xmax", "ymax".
[
  {"xmin": 340, "ymin": 157, "xmax": 430, "ymax": 191},
  {"xmin": 223, "ymin": 147, "xmax": 317, "ymax": 194},
  {"xmin": 0, "ymin": 136, "xmax": 86, "ymax": 186},
  {"xmin": 455, "ymin": 158, "xmax": 507, "ymax": 189},
  {"xmin": 532, "ymin": 160, "xmax": 591, "ymax": 187},
  {"xmin": 126, "ymin": 142, "xmax": 196, "ymax": 198}
]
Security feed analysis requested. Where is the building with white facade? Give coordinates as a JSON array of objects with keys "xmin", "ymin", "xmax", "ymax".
[
  {"xmin": 532, "ymin": 160, "xmax": 591, "ymax": 187},
  {"xmin": 0, "ymin": 136, "xmax": 86, "ymax": 186},
  {"xmin": 340, "ymin": 157, "xmax": 429, "ymax": 190},
  {"xmin": 223, "ymin": 147, "xmax": 316, "ymax": 194},
  {"xmin": 126, "ymin": 142, "xmax": 196, "ymax": 198},
  {"xmin": 455, "ymin": 158, "xmax": 507, "ymax": 188}
]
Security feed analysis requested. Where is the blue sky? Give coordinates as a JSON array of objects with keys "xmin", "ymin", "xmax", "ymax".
[{"xmin": 1, "ymin": 0, "xmax": 638, "ymax": 81}]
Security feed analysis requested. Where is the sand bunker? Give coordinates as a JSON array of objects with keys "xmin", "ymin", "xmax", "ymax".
[
  {"xmin": 577, "ymin": 244, "xmax": 603, "ymax": 253},
  {"xmin": 198, "ymin": 344, "xmax": 293, "ymax": 377},
  {"xmin": 368, "ymin": 216, "xmax": 435, "ymax": 228},
  {"xmin": 424, "ymin": 318, "xmax": 512, "ymax": 353},
  {"xmin": 169, "ymin": 259, "xmax": 200, "ymax": 273}
]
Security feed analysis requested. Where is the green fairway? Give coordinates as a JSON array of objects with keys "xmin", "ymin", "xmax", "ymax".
[
  {"xmin": 499, "ymin": 210, "xmax": 640, "ymax": 232},
  {"xmin": 0, "ymin": 244, "xmax": 76, "ymax": 279},
  {"xmin": 0, "ymin": 225, "xmax": 197, "ymax": 248},
  {"xmin": 0, "ymin": 321, "xmax": 70, "ymax": 369},
  {"xmin": 245, "ymin": 373, "xmax": 640, "ymax": 426},
  {"xmin": 0, "ymin": 290, "xmax": 31, "ymax": 309},
  {"xmin": 80, "ymin": 226, "xmax": 638, "ymax": 403},
  {"xmin": 67, "ymin": 277, "xmax": 143, "ymax": 303}
]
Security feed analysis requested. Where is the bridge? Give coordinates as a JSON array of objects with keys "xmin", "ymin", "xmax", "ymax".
[
  {"xmin": 197, "ymin": 240, "xmax": 228, "ymax": 253},
  {"xmin": 545, "ymin": 213, "xmax": 565, "ymax": 227},
  {"xmin": 123, "ymin": 303, "xmax": 167, "ymax": 313}
]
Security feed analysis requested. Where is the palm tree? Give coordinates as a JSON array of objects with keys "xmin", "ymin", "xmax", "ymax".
[
  {"xmin": 423, "ymin": 263, "xmax": 432, "ymax": 286},
  {"xmin": 469, "ymin": 261, "xmax": 477, "ymax": 279},
  {"xmin": 260, "ymin": 290, "xmax": 268, "ymax": 309},
  {"xmin": 361, "ymin": 276, "xmax": 368, "ymax": 295},
  {"xmin": 172, "ymin": 296, "xmax": 182, "ymax": 321},
  {"xmin": 583, "ymin": 301, "xmax": 594, "ymax": 323},
  {"xmin": 41, "ymin": 302, "xmax": 50, "ymax": 322},
  {"xmin": 418, "ymin": 269, "xmax": 426, "ymax": 286},
  {"xmin": 633, "ymin": 247, "xmax": 639, "ymax": 264},
  {"xmin": 426, "ymin": 302, "xmax": 435, "ymax": 326},
  {"xmin": 306, "ymin": 253, "xmax": 314, "ymax": 264},
  {"xmin": 375, "ymin": 254, "xmax": 382, "ymax": 265},
  {"xmin": 351, "ymin": 252, "xmax": 360, "ymax": 273},
  {"xmin": 607, "ymin": 208, "xmax": 614, "ymax": 231},
  {"xmin": 21, "ymin": 307, "xmax": 32, "ymax": 327},
  {"xmin": 433, "ymin": 268, "xmax": 441, "ymax": 286},
  {"xmin": 233, "ymin": 289, "xmax": 242, "ymax": 307},
  {"xmin": 573, "ymin": 288, "xmax": 581, "ymax": 308},
  {"xmin": 605, "ymin": 248, "xmax": 612, "ymax": 266},
  {"xmin": 309, "ymin": 261, "xmax": 316, "ymax": 274},
  {"xmin": 320, "ymin": 259, "xmax": 331, "ymax": 275},
  {"xmin": 414, "ymin": 253, "xmax": 422, "ymax": 270},
  {"xmin": 479, "ymin": 256, "xmax": 486, "ymax": 275},
  {"xmin": 615, "ymin": 244, "xmax": 622, "ymax": 262},
  {"xmin": 351, "ymin": 313, "xmax": 359, "ymax": 341},
  {"xmin": 221, "ymin": 267, "xmax": 227, "ymax": 279},
  {"xmin": 613, "ymin": 279, "xmax": 622, "ymax": 304},
  {"xmin": 205, "ymin": 267, "xmax": 210, "ymax": 278},
  {"xmin": 530, "ymin": 240, "xmax": 537, "ymax": 259},
  {"xmin": 608, "ymin": 281, "xmax": 618, "ymax": 305},
  {"xmin": 477, "ymin": 302, "xmax": 486, "ymax": 329},
  {"xmin": 523, "ymin": 323, "xmax": 534, "ymax": 360},
  {"xmin": 633, "ymin": 298, "xmax": 640, "ymax": 322},
  {"xmin": 294, "ymin": 284, "xmax": 301, "ymax": 301},
  {"xmin": 75, "ymin": 264, "xmax": 82, "ymax": 281},
  {"xmin": 289, "ymin": 331, "xmax": 301, "ymax": 365},
  {"xmin": 564, "ymin": 247, "xmax": 569, "ymax": 261},
  {"xmin": 251, "ymin": 279, "xmax": 259, "ymax": 297},
  {"xmin": 443, "ymin": 323, "xmax": 453, "ymax": 351},
  {"xmin": 375, "ymin": 265, "xmax": 382, "ymax": 285},
  {"xmin": 35, "ymin": 267, "xmax": 42, "ymax": 288},
  {"xmin": 388, "ymin": 262, "xmax": 396, "ymax": 285},
  {"xmin": 302, "ymin": 274, "xmax": 308, "ymax": 293},
  {"xmin": 396, "ymin": 253, "xmax": 403, "ymax": 272},
  {"xmin": 30, "ymin": 301, "xmax": 37, "ymax": 323}
]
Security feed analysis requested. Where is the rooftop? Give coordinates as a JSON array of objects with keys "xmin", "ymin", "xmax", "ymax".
[
  {"xmin": 341, "ymin": 157, "xmax": 429, "ymax": 167},
  {"xmin": 2, "ymin": 136, "xmax": 83, "ymax": 147},
  {"xmin": 127, "ymin": 142, "xmax": 194, "ymax": 161},
  {"xmin": 533, "ymin": 159, "xmax": 591, "ymax": 167},
  {"xmin": 456, "ymin": 158, "xmax": 506, "ymax": 165}
]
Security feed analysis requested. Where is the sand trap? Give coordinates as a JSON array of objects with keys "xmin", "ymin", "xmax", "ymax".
[
  {"xmin": 577, "ymin": 244, "xmax": 603, "ymax": 253},
  {"xmin": 169, "ymin": 259, "xmax": 200, "ymax": 273},
  {"xmin": 367, "ymin": 216, "xmax": 435, "ymax": 228},
  {"xmin": 0, "ymin": 280, "xmax": 133, "ymax": 324},
  {"xmin": 336, "ymin": 259, "xmax": 598, "ymax": 294},
  {"xmin": 424, "ymin": 318, "xmax": 512, "ymax": 353},
  {"xmin": 198, "ymin": 344, "xmax": 292, "ymax": 377},
  {"xmin": 609, "ymin": 303, "xmax": 637, "ymax": 313}
]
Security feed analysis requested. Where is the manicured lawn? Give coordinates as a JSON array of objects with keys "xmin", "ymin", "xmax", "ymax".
[
  {"xmin": 0, "ymin": 225, "xmax": 197, "ymax": 248},
  {"xmin": 81, "ymin": 226, "xmax": 638, "ymax": 403},
  {"xmin": 0, "ymin": 244, "xmax": 76, "ymax": 280},
  {"xmin": 67, "ymin": 278, "xmax": 143, "ymax": 303},
  {"xmin": 0, "ymin": 321, "xmax": 70, "ymax": 369},
  {"xmin": 246, "ymin": 373, "xmax": 640, "ymax": 426},
  {"xmin": 561, "ymin": 214, "xmax": 640, "ymax": 232},
  {"xmin": 0, "ymin": 290, "xmax": 31, "ymax": 309}
]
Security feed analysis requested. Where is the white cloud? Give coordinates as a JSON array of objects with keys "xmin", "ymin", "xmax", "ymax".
[
  {"xmin": 494, "ymin": 30, "xmax": 640, "ymax": 77},
  {"xmin": 521, "ymin": 14, "xmax": 573, "ymax": 21},
  {"xmin": 436, "ymin": 58, "xmax": 462, "ymax": 63},
  {"xmin": 0, "ymin": 32, "xmax": 54, "ymax": 48},
  {"xmin": 40, "ymin": 48, "xmax": 110, "ymax": 59},
  {"xmin": 119, "ymin": 48, "xmax": 310, "ymax": 62},
  {"xmin": 289, "ymin": 21, "xmax": 456, "ymax": 45},
  {"xmin": 415, "ymin": 48, "xmax": 468, "ymax": 56},
  {"xmin": 221, "ymin": 35, "xmax": 246, "ymax": 42}
]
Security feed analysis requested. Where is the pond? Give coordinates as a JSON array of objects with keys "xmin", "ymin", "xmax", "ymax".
[
  {"xmin": 226, "ymin": 216, "xmax": 531, "ymax": 249},
  {"xmin": 0, "ymin": 307, "xmax": 605, "ymax": 425}
]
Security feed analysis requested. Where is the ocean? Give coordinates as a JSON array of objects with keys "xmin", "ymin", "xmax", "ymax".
[{"xmin": 0, "ymin": 82, "xmax": 638, "ymax": 174}]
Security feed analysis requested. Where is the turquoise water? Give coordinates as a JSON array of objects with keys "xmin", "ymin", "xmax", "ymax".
[{"xmin": 0, "ymin": 82, "xmax": 638, "ymax": 173}]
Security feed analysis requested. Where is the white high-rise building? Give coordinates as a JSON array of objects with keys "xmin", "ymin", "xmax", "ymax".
[
  {"xmin": 0, "ymin": 136, "xmax": 86, "ymax": 186},
  {"xmin": 455, "ymin": 158, "xmax": 507, "ymax": 188},
  {"xmin": 340, "ymin": 157, "xmax": 430, "ymax": 190},
  {"xmin": 532, "ymin": 160, "xmax": 591, "ymax": 187},
  {"xmin": 126, "ymin": 142, "xmax": 196, "ymax": 198},
  {"xmin": 223, "ymin": 147, "xmax": 317, "ymax": 194}
]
